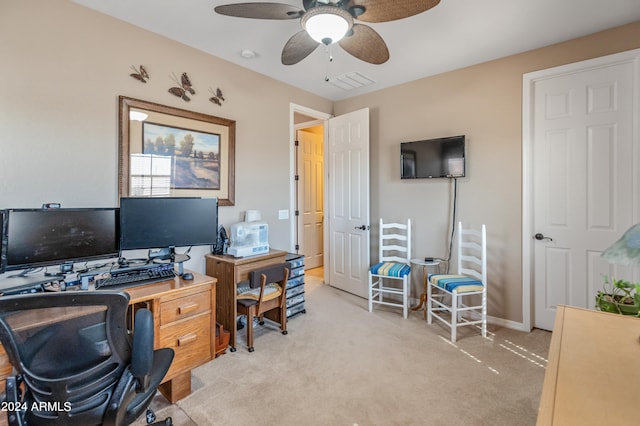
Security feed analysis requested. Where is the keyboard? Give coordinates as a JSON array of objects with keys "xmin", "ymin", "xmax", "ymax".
[{"xmin": 95, "ymin": 266, "xmax": 176, "ymax": 290}]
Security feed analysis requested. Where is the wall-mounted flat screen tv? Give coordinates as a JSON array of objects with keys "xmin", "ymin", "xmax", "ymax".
[{"xmin": 401, "ymin": 135, "xmax": 465, "ymax": 179}]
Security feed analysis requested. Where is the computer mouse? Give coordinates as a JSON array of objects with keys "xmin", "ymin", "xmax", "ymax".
[{"xmin": 182, "ymin": 272, "xmax": 194, "ymax": 280}]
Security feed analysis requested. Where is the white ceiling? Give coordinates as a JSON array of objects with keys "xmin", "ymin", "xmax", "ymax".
[{"xmin": 73, "ymin": 0, "xmax": 640, "ymax": 101}]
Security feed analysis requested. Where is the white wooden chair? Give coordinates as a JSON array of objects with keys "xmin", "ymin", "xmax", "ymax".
[
  {"xmin": 368, "ymin": 218, "xmax": 412, "ymax": 318},
  {"xmin": 427, "ymin": 222, "xmax": 487, "ymax": 342}
]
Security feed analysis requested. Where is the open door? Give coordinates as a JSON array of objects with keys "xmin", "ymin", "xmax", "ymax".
[{"xmin": 327, "ymin": 108, "xmax": 370, "ymax": 298}]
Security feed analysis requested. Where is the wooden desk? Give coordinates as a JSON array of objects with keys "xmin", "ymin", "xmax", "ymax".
[
  {"xmin": 126, "ymin": 271, "xmax": 216, "ymax": 403},
  {"xmin": 205, "ymin": 249, "xmax": 288, "ymax": 351},
  {"xmin": 0, "ymin": 271, "xmax": 216, "ymax": 405},
  {"xmin": 537, "ymin": 305, "xmax": 640, "ymax": 425}
]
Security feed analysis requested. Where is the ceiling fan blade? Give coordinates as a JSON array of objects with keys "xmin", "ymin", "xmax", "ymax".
[
  {"xmin": 338, "ymin": 24, "xmax": 389, "ymax": 64},
  {"xmin": 282, "ymin": 31, "xmax": 320, "ymax": 65},
  {"xmin": 214, "ymin": 2, "xmax": 304, "ymax": 19},
  {"xmin": 349, "ymin": 0, "xmax": 440, "ymax": 23}
]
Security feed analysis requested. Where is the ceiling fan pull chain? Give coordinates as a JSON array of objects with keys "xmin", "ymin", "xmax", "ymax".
[{"xmin": 324, "ymin": 44, "xmax": 333, "ymax": 82}]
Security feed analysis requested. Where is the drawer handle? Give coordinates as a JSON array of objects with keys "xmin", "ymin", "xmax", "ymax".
[
  {"xmin": 178, "ymin": 333, "xmax": 197, "ymax": 346},
  {"xmin": 178, "ymin": 302, "xmax": 198, "ymax": 315}
]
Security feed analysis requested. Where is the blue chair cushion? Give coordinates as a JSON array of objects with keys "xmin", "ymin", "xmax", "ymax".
[
  {"xmin": 429, "ymin": 274, "xmax": 484, "ymax": 293},
  {"xmin": 370, "ymin": 262, "xmax": 411, "ymax": 277}
]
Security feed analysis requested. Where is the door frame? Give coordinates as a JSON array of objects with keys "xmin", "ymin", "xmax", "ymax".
[
  {"xmin": 289, "ymin": 103, "xmax": 332, "ymax": 280},
  {"xmin": 522, "ymin": 48, "xmax": 640, "ymax": 331},
  {"xmin": 294, "ymin": 121, "xmax": 325, "ymax": 269}
]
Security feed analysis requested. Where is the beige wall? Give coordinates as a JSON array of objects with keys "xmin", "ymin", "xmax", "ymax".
[
  {"xmin": 1, "ymin": 0, "xmax": 638, "ymax": 325},
  {"xmin": 0, "ymin": 0, "xmax": 332, "ymax": 274},
  {"xmin": 334, "ymin": 22, "xmax": 640, "ymax": 325}
]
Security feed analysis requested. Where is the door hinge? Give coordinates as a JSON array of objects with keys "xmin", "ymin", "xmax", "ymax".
[
  {"xmin": 294, "ymin": 175, "xmax": 299, "ymax": 181},
  {"xmin": 295, "ymin": 244, "xmax": 300, "ymax": 251},
  {"xmin": 295, "ymin": 210, "xmax": 300, "ymax": 216},
  {"xmin": 294, "ymin": 140, "xmax": 299, "ymax": 146}
]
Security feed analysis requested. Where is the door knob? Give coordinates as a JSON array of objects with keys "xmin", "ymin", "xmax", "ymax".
[
  {"xmin": 354, "ymin": 225, "xmax": 368, "ymax": 230},
  {"xmin": 534, "ymin": 233, "xmax": 553, "ymax": 241}
]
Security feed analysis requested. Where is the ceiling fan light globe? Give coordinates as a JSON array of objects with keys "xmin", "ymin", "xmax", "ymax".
[{"xmin": 302, "ymin": 6, "xmax": 353, "ymax": 45}]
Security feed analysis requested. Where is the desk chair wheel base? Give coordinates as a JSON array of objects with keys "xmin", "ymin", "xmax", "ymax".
[
  {"xmin": 282, "ymin": 330, "xmax": 288, "ymax": 335},
  {"xmin": 146, "ymin": 409, "xmax": 155, "ymax": 423},
  {"xmin": 146, "ymin": 408, "xmax": 173, "ymax": 425},
  {"xmin": 230, "ymin": 346, "xmax": 237, "ymax": 352},
  {"xmin": 248, "ymin": 346, "xmax": 255, "ymax": 352}
]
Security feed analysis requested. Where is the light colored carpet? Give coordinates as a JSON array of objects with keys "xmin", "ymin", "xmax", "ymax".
[{"xmin": 137, "ymin": 269, "xmax": 551, "ymax": 426}]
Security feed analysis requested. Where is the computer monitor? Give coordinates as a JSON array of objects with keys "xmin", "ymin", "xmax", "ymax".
[
  {"xmin": 0, "ymin": 210, "xmax": 4, "ymax": 274},
  {"xmin": 1, "ymin": 208, "xmax": 120, "ymax": 273},
  {"xmin": 119, "ymin": 197, "xmax": 218, "ymax": 255}
]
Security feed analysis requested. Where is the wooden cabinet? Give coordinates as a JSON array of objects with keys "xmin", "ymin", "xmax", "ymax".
[
  {"xmin": 157, "ymin": 288, "xmax": 212, "ymax": 385},
  {"xmin": 537, "ymin": 305, "xmax": 640, "ymax": 425}
]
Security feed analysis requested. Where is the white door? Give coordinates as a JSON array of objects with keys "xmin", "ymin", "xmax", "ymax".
[
  {"xmin": 328, "ymin": 108, "xmax": 370, "ymax": 297},
  {"xmin": 297, "ymin": 127, "xmax": 324, "ymax": 269},
  {"xmin": 529, "ymin": 52, "xmax": 639, "ymax": 330}
]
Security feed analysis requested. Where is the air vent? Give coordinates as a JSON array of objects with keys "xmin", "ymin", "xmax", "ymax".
[{"xmin": 327, "ymin": 71, "xmax": 376, "ymax": 90}]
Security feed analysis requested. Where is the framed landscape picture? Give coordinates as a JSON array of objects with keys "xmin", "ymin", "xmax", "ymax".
[
  {"xmin": 118, "ymin": 96, "xmax": 235, "ymax": 205},
  {"xmin": 142, "ymin": 122, "xmax": 221, "ymax": 190}
]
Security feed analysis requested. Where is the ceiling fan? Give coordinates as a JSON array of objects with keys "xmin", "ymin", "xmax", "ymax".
[{"xmin": 214, "ymin": 0, "xmax": 441, "ymax": 65}]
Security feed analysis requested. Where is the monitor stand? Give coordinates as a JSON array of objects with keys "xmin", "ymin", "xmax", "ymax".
[
  {"xmin": 43, "ymin": 261, "xmax": 75, "ymax": 277},
  {"xmin": 152, "ymin": 247, "xmax": 191, "ymax": 277}
]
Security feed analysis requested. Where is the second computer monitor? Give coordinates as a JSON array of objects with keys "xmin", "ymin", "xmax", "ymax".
[{"xmin": 119, "ymin": 197, "xmax": 218, "ymax": 252}]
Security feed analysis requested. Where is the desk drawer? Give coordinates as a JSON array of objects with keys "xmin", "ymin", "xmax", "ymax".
[
  {"xmin": 161, "ymin": 290, "xmax": 211, "ymax": 325},
  {"xmin": 160, "ymin": 313, "xmax": 211, "ymax": 379}
]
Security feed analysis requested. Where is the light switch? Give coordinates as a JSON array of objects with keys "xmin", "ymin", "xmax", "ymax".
[{"xmin": 278, "ymin": 209, "xmax": 289, "ymax": 220}]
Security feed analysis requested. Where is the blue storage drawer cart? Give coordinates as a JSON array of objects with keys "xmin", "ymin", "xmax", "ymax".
[{"xmin": 285, "ymin": 253, "xmax": 306, "ymax": 318}]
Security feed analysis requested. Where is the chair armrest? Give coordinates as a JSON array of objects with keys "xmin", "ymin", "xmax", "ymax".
[
  {"xmin": 3, "ymin": 376, "xmax": 25, "ymax": 426},
  {"xmin": 131, "ymin": 308, "xmax": 153, "ymax": 392}
]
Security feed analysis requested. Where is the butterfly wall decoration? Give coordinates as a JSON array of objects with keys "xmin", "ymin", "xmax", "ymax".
[
  {"xmin": 168, "ymin": 72, "xmax": 195, "ymax": 102},
  {"xmin": 209, "ymin": 87, "xmax": 225, "ymax": 106},
  {"xmin": 130, "ymin": 65, "xmax": 149, "ymax": 83}
]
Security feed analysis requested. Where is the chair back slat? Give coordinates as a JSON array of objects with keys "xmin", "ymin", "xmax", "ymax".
[
  {"xmin": 456, "ymin": 222, "xmax": 487, "ymax": 287},
  {"xmin": 249, "ymin": 263, "xmax": 289, "ymax": 289},
  {"xmin": 379, "ymin": 218, "xmax": 411, "ymax": 264},
  {"xmin": 459, "ymin": 268, "xmax": 483, "ymax": 281},
  {"xmin": 383, "ymin": 244, "xmax": 408, "ymax": 252},
  {"xmin": 383, "ymin": 255, "xmax": 409, "ymax": 264}
]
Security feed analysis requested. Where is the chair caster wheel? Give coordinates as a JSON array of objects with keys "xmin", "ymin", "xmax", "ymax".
[
  {"xmin": 248, "ymin": 346, "xmax": 254, "ymax": 352},
  {"xmin": 258, "ymin": 321, "xmax": 265, "ymax": 326},
  {"xmin": 230, "ymin": 346, "xmax": 236, "ymax": 352},
  {"xmin": 282, "ymin": 330, "xmax": 288, "ymax": 335}
]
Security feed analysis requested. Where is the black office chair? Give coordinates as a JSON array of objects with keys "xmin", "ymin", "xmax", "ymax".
[{"xmin": 0, "ymin": 291, "xmax": 174, "ymax": 426}]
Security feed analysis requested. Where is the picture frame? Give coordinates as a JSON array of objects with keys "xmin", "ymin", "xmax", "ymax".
[{"xmin": 118, "ymin": 96, "xmax": 235, "ymax": 205}]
